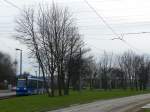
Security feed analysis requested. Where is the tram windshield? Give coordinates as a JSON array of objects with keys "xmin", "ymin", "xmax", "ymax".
[{"xmin": 17, "ymin": 79, "xmax": 26, "ymax": 87}]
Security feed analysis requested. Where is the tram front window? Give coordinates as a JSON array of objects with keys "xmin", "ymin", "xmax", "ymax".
[{"xmin": 17, "ymin": 79, "xmax": 26, "ymax": 88}]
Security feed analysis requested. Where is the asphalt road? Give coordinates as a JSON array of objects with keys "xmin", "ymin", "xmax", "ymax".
[{"xmin": 50, "ymin": 94, "xmax": 150, "ymax": 112}]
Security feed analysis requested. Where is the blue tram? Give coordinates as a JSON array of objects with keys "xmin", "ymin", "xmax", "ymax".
[{"xmin": 16, "ymin": 76, "xmax": 44, "ymax": 95}]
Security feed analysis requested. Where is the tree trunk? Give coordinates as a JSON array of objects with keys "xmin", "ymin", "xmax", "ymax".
[
  {"xmin": 51, "ymin": 72, "xmax": 55, "ymax": 96},
  {"xmin": 57, "ymin": 65, "xmax": 62, "ymax": 96}
]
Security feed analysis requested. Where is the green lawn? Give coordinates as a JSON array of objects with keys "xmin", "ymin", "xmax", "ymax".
[
  {"xmin": 0, "ymin": 89, "xmax": 150, "ymax": 112},
  {"xmin": 143, "ymin": 109, "xmax": 150, "ymax": 112}
]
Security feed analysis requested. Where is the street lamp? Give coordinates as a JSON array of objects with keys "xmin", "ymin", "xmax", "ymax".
[{"xmin": 16, "ymin": 48, "xmax": 22, "ymax": 76}]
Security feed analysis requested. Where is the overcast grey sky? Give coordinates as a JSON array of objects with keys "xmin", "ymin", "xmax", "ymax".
[{"xmin": 1, "ymin": 0, "xmax": 150, "ymax": 74}]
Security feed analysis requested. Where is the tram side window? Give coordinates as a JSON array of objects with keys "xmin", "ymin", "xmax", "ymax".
[
  {"xmin": 27, "ymin": 79, "xmax": 44, "ymax": 88},
  {"xmin": 28, "ymin": 80, "xmax": 37, "ymax": 88},
  {"xmin": 38, "ymin": 81, "xmax": 44, "ymax": 88}
]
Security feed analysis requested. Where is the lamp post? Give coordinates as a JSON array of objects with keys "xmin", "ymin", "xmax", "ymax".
[{"xmin": 16, "ymin": 48, "xmax": 22, "ymax": 76}]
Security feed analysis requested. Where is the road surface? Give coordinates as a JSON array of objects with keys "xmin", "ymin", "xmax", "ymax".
[{"xmin": 50, "ymin": 94, "xmax": 150, "ymax": 112}]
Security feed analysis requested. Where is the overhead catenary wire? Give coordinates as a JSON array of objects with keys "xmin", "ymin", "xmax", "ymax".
[
  {"xmin": 122, "ymin": 31, "xmax": 150, "ymax": 35},
  {"xmin": 3, "ymin": 0, "xmax": 21, "ymax": 10},
  {"xmin": 1, "ymin": 1, "xmax": 150, "ymax": 31},
  {"xmin": 83, "ymin": 0, "xmax": 144, "ymax": 52},
  {"xmin": 1, "ymin": 0, "xmax": 148, "ymax": 53},
  {"xmin": 1, "ymin": 0, "xmax": 150, "ymax": 25},
  {"xmin": 112, "ymin": 34, "xmax": 145, "ymax": 53},
  {"xmin": 83, "ymin": 0, "xmax": 121, "ymax": 39}
]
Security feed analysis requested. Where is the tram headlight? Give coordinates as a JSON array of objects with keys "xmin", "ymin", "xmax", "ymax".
[{"xmin": 16, "ymin": 87, "xmax": 20, "ymax": 90}]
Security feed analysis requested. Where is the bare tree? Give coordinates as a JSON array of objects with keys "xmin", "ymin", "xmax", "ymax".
[
  {"xmin": 138, "ymin": 56, "xmax": 150, "ymax": 90},
  {"xmin": 15, "ymin": 3, "xmax": 85, "ymax": 96},
  {"xmin": 15, "ymin": 7, "xmax": 51, "ymax": 95},
  {"xmin": 118, "ymin": 51, "xmax": 135, "ymax": 90},
  {"xmin": 98, "ymin": 52, "xmax": 113, "ymax": 90},
  {"xmin": 118, "ymin": 51, "xmax": 150, "ymax": 90}
]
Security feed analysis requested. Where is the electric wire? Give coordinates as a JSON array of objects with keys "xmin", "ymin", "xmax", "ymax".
[
  {"xmin": 3, "ymin": 0, "xmax": 21, "ymax": 10},
  {"xmin": 83, "ymin": 0, "xmax": 144, "ymax": 52}
]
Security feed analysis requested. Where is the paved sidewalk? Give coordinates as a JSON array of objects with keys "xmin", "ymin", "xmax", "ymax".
[
  {"xmin": 49, "ymin": 94, "xmax": 150, "ymax": 112},
  {"xmin": 0, "ymin": 90, "xmax": 11, "ymax": 93},
  {"xmin": 142, "ymin": 103, "xmax": 150, "ymax": 109},
  {"xmin": 0, "ymin": 90, "xmax": 16, "ymax": 98}
]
